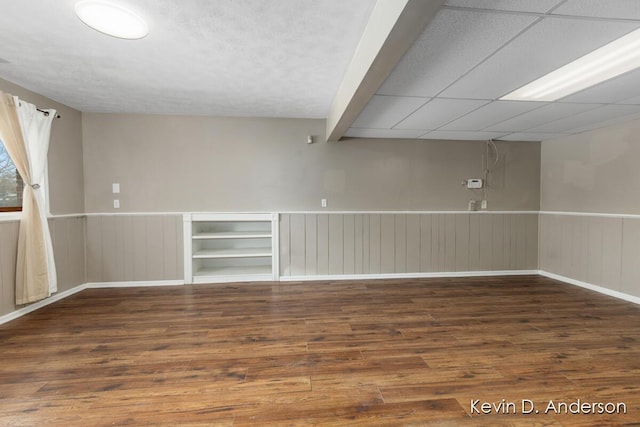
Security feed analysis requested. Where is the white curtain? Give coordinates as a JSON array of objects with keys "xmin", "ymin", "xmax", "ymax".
[
  {"xmin": 0, "ymin": 92, "xmax": 57, "ymax": 304},
  {"xmin": 15, "ymin": 98, "xmax": 57, "ymax": 297}
]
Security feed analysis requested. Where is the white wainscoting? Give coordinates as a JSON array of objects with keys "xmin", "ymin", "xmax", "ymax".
[
  {"xmin": 0, "ymin": 216, "xmax": 86, "ymax": 317},
  {"xmin": 280, "ymin": 212, "xmax": 539, "ymax": 278},
  {"xmin": 539, "ymin": 212, "xmax": 640, "ymax": 300},
  {"xmin": 23, "ymin": 211, "xmax": 640, "ymax": 326},
  {"xmin": 85, "ymin": 214, "xmax": 183, "ymax": 283}
]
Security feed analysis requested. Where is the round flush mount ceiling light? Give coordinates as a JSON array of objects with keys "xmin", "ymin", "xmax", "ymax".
[{"xmin": 75, "ymin": 0, "xmax": 148, "ymax": 39}]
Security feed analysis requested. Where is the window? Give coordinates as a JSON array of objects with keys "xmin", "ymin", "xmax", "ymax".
[{"xmin": 0, "ymin": 139, "xmax": 23, "ymax": 212}]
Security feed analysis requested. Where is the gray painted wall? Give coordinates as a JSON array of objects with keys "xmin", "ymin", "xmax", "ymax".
[
  {"xmin": 82, "ymin": 113, "xmax": 541, "ymax": 213},
  {"xmin": 79, "ymin": 113, "xmax": 541, "ymax": 284},
  {"xmin": 540, "ymin": 117, "xmax": 640, "ymax": 299},
  {"xmin": 541, "ymin": 116, "xmax": 640, "ymax": 214}
]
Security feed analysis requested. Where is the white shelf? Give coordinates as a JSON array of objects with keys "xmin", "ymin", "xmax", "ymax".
[
  {"xmin": 191, "ymin": 213, "xmax": 277, "ymax": 222},
  {"xmin": 195, "ymin": 265, "xmax": 272, "ymax": 277},
  {"xmin": 193, "ymin": 231, "xmax": 271, "ymax": 240},
  {"xmin": 193, "ymin": 248, "xmax": 272, "ymax": 259},
  {"xmin": 184, "ymin": 213, "xmax": 279, "ymax": 284}
]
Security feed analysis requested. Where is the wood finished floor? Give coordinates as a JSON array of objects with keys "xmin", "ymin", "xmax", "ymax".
[{"xmin": 1, "ymin": 276, "xmax": 640, "ymax": 426}]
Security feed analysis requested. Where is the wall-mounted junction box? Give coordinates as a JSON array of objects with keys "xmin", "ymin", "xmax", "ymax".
[{"xmin": 466, "ymin": 178, "xmax": 483, "ymax": 189}]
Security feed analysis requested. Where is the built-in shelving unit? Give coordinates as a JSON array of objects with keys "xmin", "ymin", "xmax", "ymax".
[{"xmin": 183, "ymin": 213, "xmax": 279, "ymax": 284}]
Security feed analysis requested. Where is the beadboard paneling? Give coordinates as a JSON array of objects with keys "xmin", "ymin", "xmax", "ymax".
[
  {"xmin": 304, "ymin": 214, "xmax": 317, "ymax": 276},
  {"xmin": 328, "ymin": 215, "xmax": 344, "ymax": 275},
  {"xmin": 621, "ymin": 219, "xmax": 640, "ymax": 297},
  {"xmin": 50, "ymin": 216, "xmax": 87, "ymax": 292},
  {"xmin": 85, "ymin": 215, "xmax": 183, "ymax": 283},
  {"xmin": 406, "ymin": 214, "xmax": 420, "ymax": 272},
  {"xmin": 0, "ymin": 221, "xmax": 19, "ymax": 316},
  {"xmin": 1, "ymin": 216, "xmax": 86, "ymax": 316},
  {"xmin": 290, "ymin": 214, "xmax": 306, "ymax": 276},
  {"xmin": 540, "ymin": 213, "xmax": 640, "ymax": 298},
  {"xmin": 317, "ymin": 214, "xmax": 329, "ymax": 275},
  {"xmin": 280, "ymin": 213, "xmax": 538, "ymax": 277}
]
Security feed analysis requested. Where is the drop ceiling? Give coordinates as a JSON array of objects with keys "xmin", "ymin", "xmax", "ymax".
[
  {"xmin": 347, "ymin": 0, "xmax": 640, "ymax": 141},
  {"xmin": 2, "ymin": 0, "xmax": 640, "ymax": 142}
]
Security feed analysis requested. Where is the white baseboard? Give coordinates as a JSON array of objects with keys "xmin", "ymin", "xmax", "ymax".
[
  {"xmin": 85, "ymin": 280, "xmax": 184, "ymax": 288},
  {"xmin": 5, "ymin": 272, "xmax": 637, "ymax": 326},
  {"xmin": 538, "ymin": 271, "xmax": 640, "ymax": 305},
  {"xmin": 0, "ymin": 280, "xmax": 184, "ymax": 326},
  {"xmin": 0, "ymin": 284, "xmax": 88, "ymax": 326},
  {"xmin": 280, "ymin": 270, "xmax": 539, "ymax": 282}
]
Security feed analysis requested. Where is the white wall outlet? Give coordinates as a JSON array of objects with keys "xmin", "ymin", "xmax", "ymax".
[
  {"xmin": 321, "ymin": 198, "xmax": 327, "ymax": 208},
  {"xmin": 466, "ymin": 178, "xmax": 483, "ymax": 189},
  {"xmin": 468, "ymin": 200, "xmax": 477, "ymax": 211},
  {"xmin": 113, "ymin": 199, "xmax": 120, "ymax": 209},
  {"xmin": 481, "ymin": 199, "xmax": 488, "ymax": 210},
  {"xmin": 112, "ymin": 183, "xmax": 120, "ymax": 194}
]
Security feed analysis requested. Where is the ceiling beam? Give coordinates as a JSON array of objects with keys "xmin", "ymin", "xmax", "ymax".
[{"xmin": 326, "ymin": 0, "xmax": 444, "ymax": 142}]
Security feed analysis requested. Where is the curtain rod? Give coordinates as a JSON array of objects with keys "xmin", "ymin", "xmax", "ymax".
[{"xmin": 36, "ymin": 108, "xmax": 61, "ymax": 119}]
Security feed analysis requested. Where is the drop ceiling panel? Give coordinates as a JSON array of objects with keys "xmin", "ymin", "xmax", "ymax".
[
  {"xmin": 350, "ymin": 95, "xmax": 429, "ymax": 129},
  {"xmin": 527, "ymin": 104, "xmax": 640, "ymax": 133},
  {"xmin": 440, "ymin": 17, "xmax": 640, "ymax": 100},
  {"xmin": 500, "ymin": 132, "xmax": 568, "ymax": 141},
  {"xmin": 552, "ymin": 0, "xmax": 640, "ymax": 20},
  {"xmin": 440, "ymin": 100, "xmax": 541, "ymax": 131},
  {"xmin": 394, "ymin": 98, "xmax": 489, "ymax": 130},
  {"xmin": 561, "ymin": 68, "xmax": 640, "ymax": 104},
  {"xmin": 421, "ymin": 130, "xmax": 507, "ymax": 141},
  {"xmin": 344, "ymin": 128, "xmax": 427, "ymax": 139},
  {"xmin": 619, "ymin": 95, "xmax": 640, "ymax": 105},
  {"xmin": 485, "ymin": 102, "xmax": 603, "ymax": 132},
  {"xmin": 377, "ymin": 9, "xmax": 537, "ymax": 97},
  {"xmin": 444, "ymin": 0, "xmax": 564, "ymax": 13},
  {"xmin": 566, "ymin": 109, "xmax": 640, "ymax": 134}
]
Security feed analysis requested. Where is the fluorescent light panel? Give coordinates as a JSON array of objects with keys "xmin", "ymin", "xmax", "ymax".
[
  {"xmin": 75, "ymin": 0, "xmax": 148, "ymax": 39},
  {"xmin": 502, "ymin": 27, "xmax": 640, "ymax": 102}
]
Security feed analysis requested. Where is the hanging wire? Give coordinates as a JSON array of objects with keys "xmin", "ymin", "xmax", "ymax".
[{"xmin": 482, "ymin": 139, "xmax": 499, "ymax": 202}]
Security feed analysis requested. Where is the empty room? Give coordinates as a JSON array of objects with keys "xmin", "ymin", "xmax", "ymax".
[{"xmin": 2, "ymin": 0, "xmax": 640, "ymax": 425}]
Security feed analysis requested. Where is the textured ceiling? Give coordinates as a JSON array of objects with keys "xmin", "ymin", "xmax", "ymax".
[
  {"xmin": 0, "ymin": 0, "xmax": 375, "ymax": 117},
  {"xmin": 347, "ymin": 0, "xmax": 640, "ymax": 141}
]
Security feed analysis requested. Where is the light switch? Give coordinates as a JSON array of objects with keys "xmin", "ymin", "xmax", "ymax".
[{"xmin": 112, "ymin": 183, "xmax": 120, "ymax": 194}]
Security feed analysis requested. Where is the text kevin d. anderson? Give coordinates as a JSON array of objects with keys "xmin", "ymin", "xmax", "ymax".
[{"xmin": 470, "ymin": 399, "xmax": 627, "ymax": 415}]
